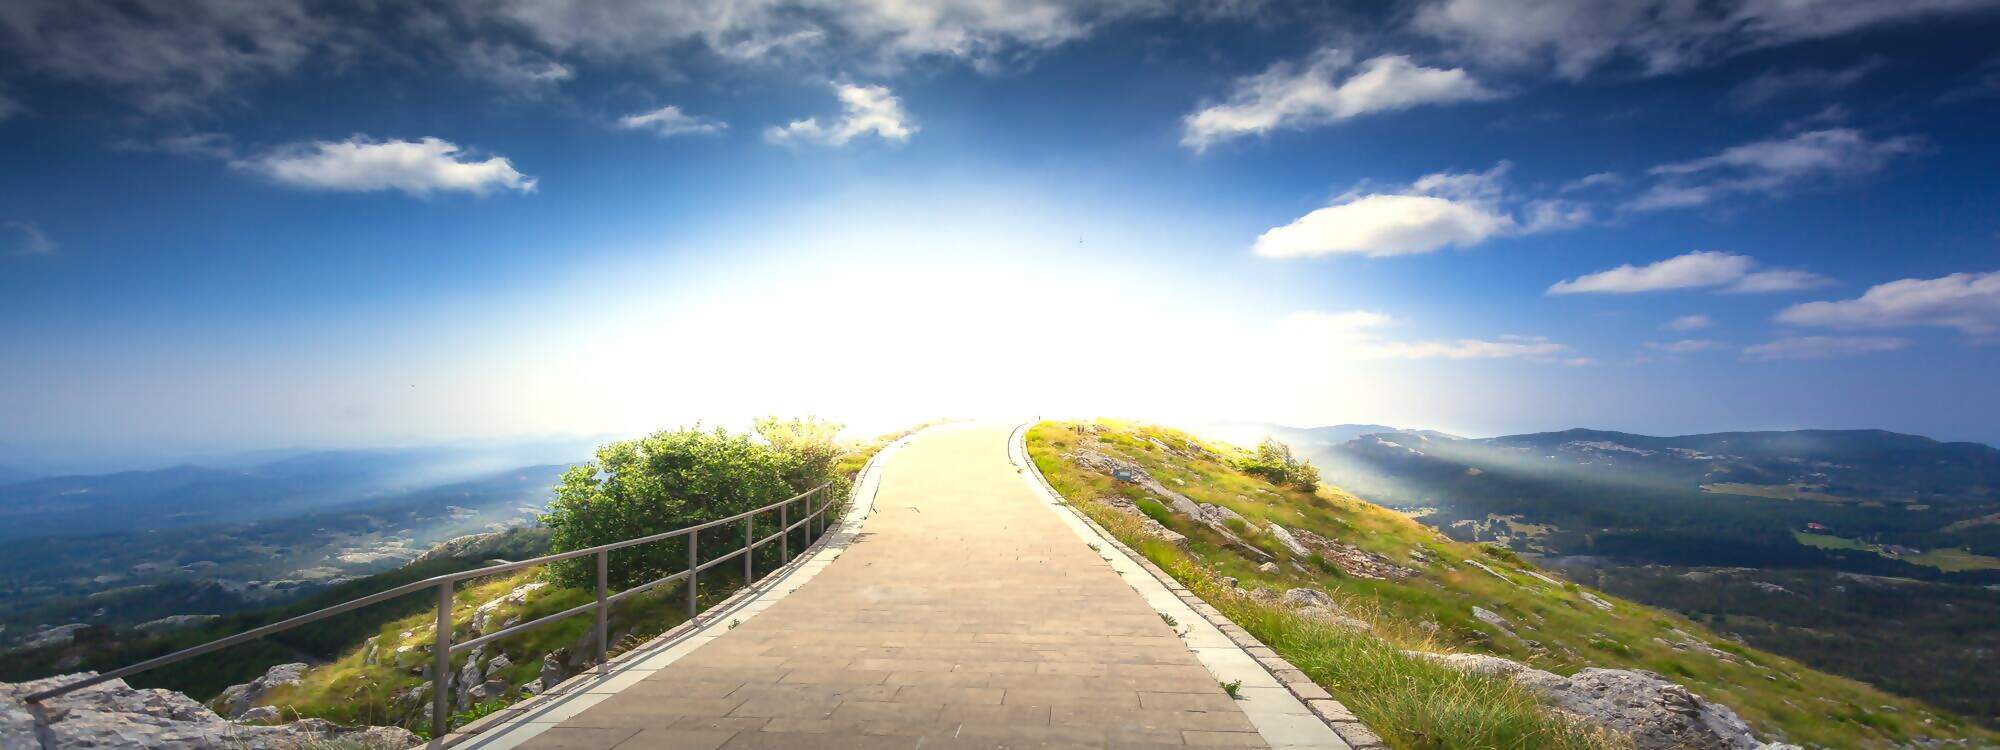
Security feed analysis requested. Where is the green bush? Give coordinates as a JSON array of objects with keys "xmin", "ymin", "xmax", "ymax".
[
  {"xmin": 1236, "ymin": 438, "xmax": 1321, "ymax": 491},
  {"xmin": 540, "ymin": 419, "xmax": 846, "ymax": 589}
]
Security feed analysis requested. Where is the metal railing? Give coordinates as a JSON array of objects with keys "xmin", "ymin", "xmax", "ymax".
[{"xmin": 24, "ymin": 482, "xmax": 841, "ymax": 744}]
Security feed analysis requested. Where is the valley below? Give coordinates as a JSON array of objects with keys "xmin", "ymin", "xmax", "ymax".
[{"xmin": 1232, "ymin": 423, "xmax": 2000, "ymax": 729}]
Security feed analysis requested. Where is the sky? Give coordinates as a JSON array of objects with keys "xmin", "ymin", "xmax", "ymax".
[{"xmin": 2, "ymin": 0, "xmax": 1999, "ymax": 466}]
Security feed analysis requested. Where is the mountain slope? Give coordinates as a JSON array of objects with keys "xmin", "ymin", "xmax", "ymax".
[{"xmin": 1027, "ymin": 420, "xmax": 1997, "ymax": 749}]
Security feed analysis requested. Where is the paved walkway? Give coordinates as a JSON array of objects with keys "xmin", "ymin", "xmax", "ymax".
[{"xmin": 513, "ymin": 423, "xmax": 1279, "ymax": 749}]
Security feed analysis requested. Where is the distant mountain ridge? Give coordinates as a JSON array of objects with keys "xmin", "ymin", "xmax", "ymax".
[{"xmin": 0, "ymin": 443, "xmax": 594, "ymax": 542}]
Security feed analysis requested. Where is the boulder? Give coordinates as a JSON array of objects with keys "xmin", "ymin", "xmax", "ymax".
[
  {"xmin": 2, "ymin": 672, "xmax": 417, "ymax": 749},
  {"xmin": 1200, "ymin": 504, "xmax": 1248, "ymax": 527},
  {"xmin": 540, "ymin": 650, "xmax": 574, "ymax": 692},
  {"xmin": 1266, "ymin": 523, "xmax": 1312, "ymax": 557},
  {"xmin": 215, "ymin": 662, "xmax": 308, "ymax": 719},
  {"xmin": 471, "ymin": 582, "xmax": 548, "ymax": 635},
  {"xmin": 1471, "ymin": 606, "xmax": 1518, "ymax": 639},
  {"xmin": 1093, "ymin": 496, "xmax": 1188, "ymax": 549},
  {"xmin": 1280, "ymin": 588, "xmax": 1336, "ymax": 610},
  {"xmin": 1412, "ymin": 654, "xmax": 1780, "ymax": 750},
  {"xmin": 1256, "ymin": 562, "xmax": 1278, "ymax": 574},
  {"xmin": 235, "ymin": 705, "xmax": 282, "ymax": 724}
]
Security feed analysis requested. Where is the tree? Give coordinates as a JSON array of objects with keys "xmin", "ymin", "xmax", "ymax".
[{"xmin": 1238, "ymin": 438, "xmax": 1321, "ymax": 492}]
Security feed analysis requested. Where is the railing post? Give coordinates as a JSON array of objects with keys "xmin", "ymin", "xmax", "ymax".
[
  {"xmin": 594, "ymin": 550, "xmax": 608, "ymax": 665},
  {"xmin": 780, "ymin": 502, "xmax": 789, "ymax": 564},
  {"xmin": 743, "ymin": 515, "xmax": 754, "ymax": 584},
  {"xmin": 686, "ymin": 530, "xmax": 699, "ymax": 622},
  {"xmin": 431, "ymin": 581, "xmax": 452, "ymax": 745}
]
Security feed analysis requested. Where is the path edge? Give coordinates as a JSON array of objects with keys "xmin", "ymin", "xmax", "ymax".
[
  {"xmin": 1009, "ymin": 421, "xmax": 1386, "ymax": 750},
  {"xmin": 436, "ymin": 429, "xmax": 917, "ymax": 749}
]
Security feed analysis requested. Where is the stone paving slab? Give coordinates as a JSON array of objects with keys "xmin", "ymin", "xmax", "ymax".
[{"xmin": 466, "ymin": 423, "xmax": 1320, "ymax": 750}]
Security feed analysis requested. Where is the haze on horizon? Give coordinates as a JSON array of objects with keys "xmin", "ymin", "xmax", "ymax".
[{"xmin": 4, "ymin": 0, "xmax": 2000, "ymax": 466}]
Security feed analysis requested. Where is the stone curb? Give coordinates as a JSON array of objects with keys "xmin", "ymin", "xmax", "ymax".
[
  {"xmin": 435, "ymin": 431, "xmax": 910, "ymax": 748},
  {"xmin": 1011, "ymin": 423, "xmax": 1387, "ymax": 750}
]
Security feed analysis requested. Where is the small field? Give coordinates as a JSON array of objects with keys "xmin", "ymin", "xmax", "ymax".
[{"xmin": 1795, "ymin": 531, "xmax": 2000, "ymax": 572}]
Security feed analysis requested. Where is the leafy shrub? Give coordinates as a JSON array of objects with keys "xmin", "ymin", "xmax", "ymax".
[
  {"xmin": 1236, "ymin": 438, "xmax": 1321, "ymax": 491},
  {"xmin": 540, "ymin": 419, "xmax": 846, "ymax": 589}
]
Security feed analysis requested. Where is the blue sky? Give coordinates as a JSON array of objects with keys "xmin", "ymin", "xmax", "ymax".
[{"xmin": 3, "ymin": 0, "xmax": 1999, "ymax": 463}]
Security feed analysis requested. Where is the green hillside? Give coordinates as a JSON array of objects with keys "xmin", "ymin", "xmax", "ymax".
[{"xmin": 1027, "ymin": 420, "xmax": 1997, "ymax": 750}]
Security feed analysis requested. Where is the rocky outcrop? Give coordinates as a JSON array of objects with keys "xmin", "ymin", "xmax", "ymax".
[
  {"xmin": 470, "ymin": 582, "xmax": 547, "ymax": 635},
  {"xmin": 1279, "ymin": 588, "xmax": 1372, "ymax": 631},
  {"xmin": 135, "ymin": 615, "xmax": 220, "ymax": 634},
  {"xmin": 215, "ymin": 662, "xmax": 307, "ymax": 720},
  {"xmin": 1093, "ymin": 496, "xmax": 1188, "ymax": 548},
  {"xmin": 1410, "ymin": 653, "xmax": 1786, "ymax": 750},
  {"xmin": 10, "ymin": 624, "xmax": 88, "ymax": 651},
  {"xmin": 1282, "ymin": 525, "xmax": 1416, "ymax": 580},
  {"xmin": 2, "ymin": 672, "xmax": 417, "ymax": 749},
  {"xmin": 1471, "ymin": 606, "xmax": 1519, "ymax": 640},
  {"xmin": 1068, "ymin": 448, "xmax": 1269, "ymax": 560}
]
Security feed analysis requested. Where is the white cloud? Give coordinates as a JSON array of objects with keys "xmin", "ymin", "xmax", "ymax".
[
  {"xmin": 1630, "ymin": 128, "xmax": 1923, "ymax": 211},
  {"xmin": 1279, "ymin": 311, "xmax": 1575, "ymax": 361},
  {"xmin": 1726, "ymin": 269, "xmax": 1836, "ymax": 294},
  {"xmin": 766, "ymin": 83, "xmax": 915, "ymax": 147},
  {"xmin": 491, "ymin": 0, "xmax": 1167, "ymax": 72},
  {"xmin": 0, "ymin": 0, "xmax": 326, "ymax": 111},
  {"xmin": 238, "ymin": 137, "xmax": 537, "ymax": 197},
  {"xmin": 1182, "ymin": 49, "xmax": 1497, "ymax": 150},
  {"xmin": 5, "ymin": 220, "xmax": 57, "ymax": 257},
  {"xmin": 1777, "ymin": 271, "xmax": 2000, "ymax": 335},
  {"xmin": 1662, "ymin": 314, "xmax": 1713, "ymax": 331},
  {"xmin": 1743, "ymin": 335, "xmax": 1908, "ymax": 361},
  {"xmin": 1646, "ymin": 339, "xmax": 1725, "ymax": 353},
  {"xmin": 1254, "ymin": 195, "xmax": 1512, "ymax": 258},
  {"xmin": 461, "ymin": 42, "xmax": 574, "ymax": 96},
  {"xmin": 1412, "ymin": 0, "xmax": 2000, "ymax": 80},
  {"xmin": 1253, "ymin": 162, "xmax": 1593, "ymax": 259},
  {"xmin": 1558, "ymin": 171, "xmax": 1622, "ymax": 193},
  {"xmin": 618, "ymin": 105, "xmax": 727, "ymax": 137},
  {"xmin": 1550, "ymin": 251, "xmax": 1833, "ymax": 295},
  {"xmin": 1729, "ymin": 57, "xmax": 1884, "ymax": 108},
  {"xmin": 1551, "ymin": 251, "xmax": 1740, "ymax": 294}
]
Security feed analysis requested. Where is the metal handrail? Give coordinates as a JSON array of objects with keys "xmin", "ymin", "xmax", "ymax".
[{"xmin": 24, "ymin": 480, "xmax": 840, "ymax": 745}]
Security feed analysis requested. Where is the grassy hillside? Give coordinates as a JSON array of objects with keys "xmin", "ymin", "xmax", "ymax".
[{"xmin": 1028, "ymin": 420, "xmax": 1997, "ymax": 750}]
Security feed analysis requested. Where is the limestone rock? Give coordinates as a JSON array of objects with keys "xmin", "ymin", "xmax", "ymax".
[
  {"xmin": 235, "ymin": 705, "xmax": 282, "ymax": 724},
  {"xmin": 216, "ymin": 662, "xmax": 308, "ymax": 719},
  {"xmin": 1257, "ymin": 562, "xmax": 1278, "ymax": 574},
  {"xmin": 2, "ymin": 672, "xmax": 417, "ymax": 749},
  {"xmin": 1412, "ymin": 654, "xmax": 1778, "ymax": 750},
  {"xmin": 134, "ymin": 615, "xmax": 221, "ymax": 634},
  {"xmin": 1472, "ymin": 606, "xmax": 1519, "ymax": 639},
  {"xmin": 1281, "ymin": 588, "xmax": 1335, "ymax": 610},
  {"xmin": 540, "ymin": 650, "xmax": 574, "ymax": 692},
  {"xmin": 1265, "ymin": 523, "xmax": 1311, "ymax": 557},
  {"xmin": 471, "ymin": 582, "xmax": 548, "ymax": 635},
  {"xmin": 1200, "ymin": 503, "xmax": 1247, "ymax": 527},
  {"xmin": 12, "ymin": 623, "xmax": 88, "ymax": 651},
  {"xmin": 1094, "ymin": 496, "xmax": 1188, "ymax": 549},
  {"xmin": 1284, "ymin": 527, "xmax": 1416, "ymax": 580}
]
